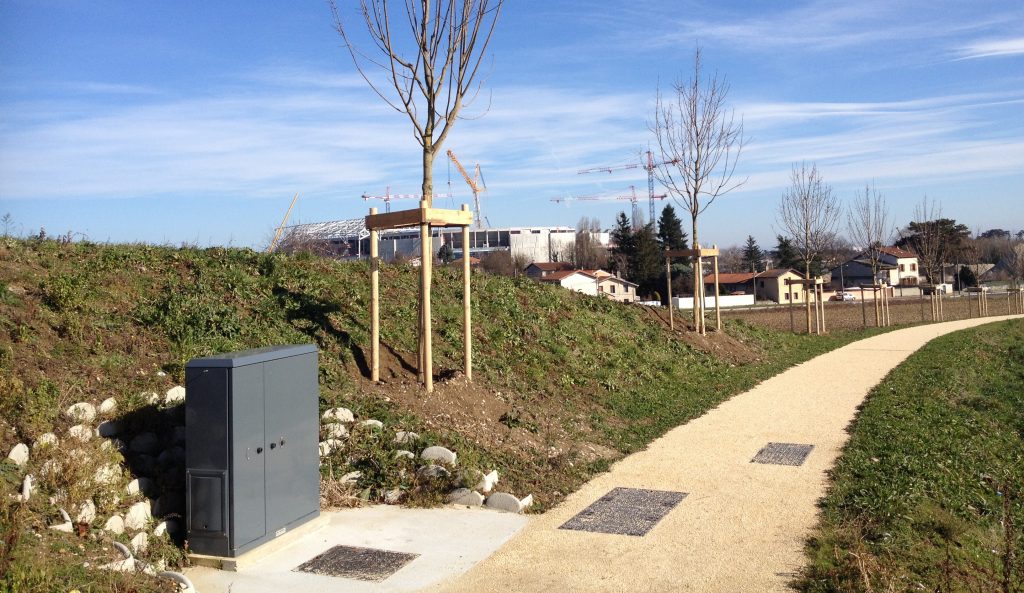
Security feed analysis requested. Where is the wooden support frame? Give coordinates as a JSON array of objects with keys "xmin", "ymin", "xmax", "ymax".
[
  {"xmin": 665, "ymin": 246, "xmax": 721, "ymax": 335},
  {"xmin": 859, "ymin": 283, "xmax": 891, "ymax": 327},
  {"xmin": 367, "ymin": 202, "xmax": 473, "ymax": 393},
  {"xmin": 921, "ymin": 284, "xmax": 944, "ymax": 322},
  {"xmin": 786, "ymin": 277, "xmax": 826, "ymax": 335}
]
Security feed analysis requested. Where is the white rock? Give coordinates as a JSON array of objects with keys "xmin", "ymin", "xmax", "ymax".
[
  {"xmin": 323, "ymin": 424, "xmax": 348, "ymax": 439},
  {"xmin": 359, "ymin": 419, "xmax": 384, "ymax": 429},
  {"xmin": 519, "ymin": 494, "xmax": 534, "ymax": 509},
  {"xmin": 127, "ymin": 478, "xmax": 148, "ymax": 496},
  {"xmin": 125, "ymin": 501, "xmax": 152, "ymax": 530},
  {"xmin": 94, "ymin": 463, "xmax": 120, "ymax": 485},
  {"xmin": 130, "ymin": 532, "xmax": 149, "ymax": 554},
  {"xmin": 447, "ymin": 488, "xmax": 484, "ymax": 506},
  {"xmin": 384, "ymin": 489, "xmax": 404, "ymax": 505},
  {"xmin": 68, "ymin": 424, "xmax": 93, "ymax": 442},
  {"xmin": 322, "ymin": 407, "xmax": 354, "ymax": 423},
  {"xmin": 18, "ymin": 474, "xmax": 34, "ymax": 502},
  {"xmin": 156, "ymin": 371, "xmax": 167, "ymax": 377},
  {"xmin": 164, "ymin": 386, "xmax": 186, "ymax": 404},
  {"xmin": 417, "ymin": 464, "xmax": 450, "ymax": 480},
  {"xmin": 130, "ymin": 432, "xmax": 159, "ymax": 454},
  {"xmin": 33, "ymin": 433, "xmax": 58, "ymax": 449},
  {"xmin": 324, "ymin": 438, "xmax": 344, "ymax": 449},
  {"xmin": 98, "ymin": 397, "xmax": 118, "ymax": 415},
  {"xmin": 6, "ymin": 443, "xmax": 29, "ymax": 466},
  {"xmin": 49, "ymin": 521, "xmax": 74, "ymax": 533},
  {"xmin": 64, "ymin": 402, "xmax": 97, "ymax": 423},
  {"xmin": 76, "ymin": 500, "xmax": 97, "ymax": 524},
  {"xmin": 103, "ymin": 515, "xmax": 125, "ymax": 535},
  {"xmin": 153, "ymin": 520, "xmax": 169, "ymax": 536},
  {"xmin": 421, "ymin": 446, "xmax": 457, "ymax": 465},
  {"xmin": 484, "ymin": 492, "xmax": 525, "ymax": 513},
  {"xmin": 40, "ymin": 459, "xmax": 62, "ymax": 477},
  {"xmin": 97, "ymin": 420, "xmax": 121, "ymax": 438},
  {"xmin": 318, "ymin": 442, "xmax": 332, "ymax": 457},
  {"xmin": 395, "ymin": 450, "xmax": 415, "ymax": 460},
  {"xmin": 59, "ymin": 508, "xmax": 72, "ymax": 522},
  {"xmin": 393, "ymin": 431, "xmax": 419, "ymax": 445},
  {"xmin": 101, "ymin": 557, "xmax": 136, "ymax": 572},
  {"xmin": 476, "ymin": 470, "xmax": 499, "ymax": 493},
  {"xmin": 340, "ymin": 471, "xmax": 362, "ymax": 485},
  {"xmin": 141, "ymin": 391, "xmax": 160, "ymax": 405}
]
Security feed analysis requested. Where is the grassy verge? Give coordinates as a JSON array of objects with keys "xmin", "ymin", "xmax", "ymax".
[{"xmin": 796, "ymin": 319, "xmax": 1024, "ymax": 592}]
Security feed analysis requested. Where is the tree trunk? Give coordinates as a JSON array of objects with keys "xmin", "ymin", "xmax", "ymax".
[
  {"xmin": 691, "ymin": 215, "xmax": 700, "ymax": 330},
  {"xmin": 805, "ymin": 262, "xmax": 813, "ymax": 333}
]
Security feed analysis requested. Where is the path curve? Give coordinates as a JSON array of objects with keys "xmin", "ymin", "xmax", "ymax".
[{"xmin": 426, "ymin": 315, "xmax": 1023, "ymax": 593}]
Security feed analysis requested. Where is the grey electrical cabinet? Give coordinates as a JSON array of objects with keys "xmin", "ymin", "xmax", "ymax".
[{"xmin": 185, "ymin": 344, "xmax": 320, "ymax": 558}]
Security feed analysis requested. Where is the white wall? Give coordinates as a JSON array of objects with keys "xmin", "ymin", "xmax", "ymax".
[
  {"xmin": 559, "ymin": 274, "xmax": 599, "ymax": 296},
  {"xmin": 672, "ymin": 294, "xmax": 755, "ymax": 309}
]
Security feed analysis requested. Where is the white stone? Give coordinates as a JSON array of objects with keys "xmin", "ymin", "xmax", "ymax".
[
  {"xmin": 318, "ymin": 442, "xmax": 332, "ymax": 457},
  {"xmin": 421, "ymin": 446, "xmax": 457, "ymax": 465},
  {"xmin": 97, "ymin": 420, "xmax": 121, "ymax": 438},
  {"xmin": 394, "ymin": 450, "xmax": 415, "ymax": 460},
  {"xmin": 417, "ymin": 464, "xmax": 450, "ymax": 480},
  {"xmin": 59, "ymin": 508, "xmax": 72, "ymax": 522},
  {"xmin": 94, "ymin": 464, "xmax": 120, "ymax": 485},
  {"xmin": 130, "ymin": 432, "xmax": 159, "ymax": 454},
  {"xmin": 322, "ymin": 407, "xmax": 354, "ymax": 423},
  {"xmin": 384, "ymin": 489, "xmax": 404, "ymax": 505},
  {"xmin": 103, "ymin": 515, "xmax": 125, "ymax": 535},
  {"xmin": 359, "ymin": 419, "xmax": 384, "ymax": 429},
  {"xmin": 340, "ymin": 471, "xmax": 362, "ymax": 484},
  {"xmin": 173, "ymin": 426, "xmax": 187, "ymax": 443},
  {"xmin": 447, "ymin": 488, "xmax": 484, "ymax": 506},
  {"xmin": 76, "ymin": 500, "xmax": 97, "ymax": 524},
  {"xmin": 65, "ymin": 402, "xmax": 97, "ymax": 423},
  {"xmin": 125, "ymin": 501, "xmax": 152, "ymax": 530},
  {"xmin": 40, "ymin": 459, "xmax": 61, "ymax": 477},
  {"xmin": 323, "ymin": 423, "xmax": 348, "ymax": 439},
  {"xmin": 33, "ymin": 433, "xmax": 58, "ymax": 449},
  {"xmin": 156, "ymin": 371, "xmax": 167, "ymax": 377},
  {"xmin": 393, "ymin": 431, "xmax": 419, "ymax": 445},
  {"xmin": 98, "ymin": 397, "xmax": 118, "ymax": 415},
  {"xmin": 153, "ymin": 520, "xmax": 169, "ymax": 536},
  {"xmin": 68, "ymin": 424, "xmax": 93, "ymax": 442},
  {"xmin": 18, "ymin": 474, "xmax": 34, "ymax": 502},
  {"xmin": 49, "ymin": 521, "xmax": 74, "ymax": 533},
  {"xmin": 519, "ymin": 494, "xmax": 534, "ymax": 509},
  {"xmin": 164, "ymin": 385, "xmax": 186, "ymax": 404},
  {"xmin": 101, "ymin": 558, "xmax": 137, "ymax": 572},
  {"xmin": 475, "ymin": 470, "xmax": 499, "ymax": 493},
  {"xmin": 324, "ymin": 438, "xmax": 344, "ymax": 449},
  {"xmin": 484, "ymin": 492, "xmax": 525, "ymax": 513},
  {"xmin": 130, "ymin": 532, "xmax": 149, "ymax": 554},
  {"xmin": 126, "ymin": 478, "xmax": 153, "ymax": 496},
  {"xmin": 141, "ymin": 391, "xmax": 160, "ymax": 405},
  {"xmin": 6, "ymin": 443, "xmax": 29, "ymax": 466}
]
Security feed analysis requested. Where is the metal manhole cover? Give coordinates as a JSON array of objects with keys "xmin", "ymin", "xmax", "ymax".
[
  {"xmin": 751, "ymin": 442, "xmax": 814, "ymax": 466},
  {"xmin": 294, "ymin": 545, "xmax": 419, "ymax": 582},
  {"xmin": 559, "ymin": 487, "xmax": 687, "ymax": 536}
]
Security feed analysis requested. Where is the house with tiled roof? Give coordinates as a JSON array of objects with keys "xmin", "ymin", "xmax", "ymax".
[
  {"xmin": 831, "ymin": 246, "xmax": 921, "ymax": 289},
  {"xmin": 524, "ymin": 261, "xmax": 574, "ymax": 279},
  {"xmin": 538, "ymin": 268, "xmax": 639, "ymax": 302},
  {"xmin": 703, "ymin": 268, "xmax": 808, "ymax": 303}
]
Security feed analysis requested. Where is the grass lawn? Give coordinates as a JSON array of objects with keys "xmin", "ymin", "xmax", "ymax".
[{"xmin": 797, "ymin": 319, "xmax": 1024, "ymax": 592}]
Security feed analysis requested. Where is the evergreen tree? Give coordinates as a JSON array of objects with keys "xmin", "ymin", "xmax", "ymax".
[
  {"xmin": 437, "ymin": 242, "xmax": 455, "ymax": 264},
  {"xmin": 740, "ymin": 235, "xmax": 764, "ymax": 272},
  {"xmin": 656, "ymin": 204, "xmax": 688, "ymax": 251},
  {"xmin": 609, "ymin": 212, "xmax": 634, "ymax": 277},
  {"xmin": 774, "ymin": 235, "xmax": 801, "ymax": 270},
  {"xmin": 630, "ymin": 223, "xmax": 664, "ymax": 298}
]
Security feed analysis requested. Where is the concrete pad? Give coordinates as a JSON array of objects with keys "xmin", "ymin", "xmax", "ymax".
[{"xmin": 185, "ymin": 505, "xmax": 528, "ymax": 593}]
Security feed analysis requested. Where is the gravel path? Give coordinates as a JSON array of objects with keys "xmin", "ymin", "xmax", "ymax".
[{"xmin": 426, "ymin": 316, "xmax": 1022, "ymax": 593}]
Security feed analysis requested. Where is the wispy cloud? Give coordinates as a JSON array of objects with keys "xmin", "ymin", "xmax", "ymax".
[{"xmin": 955, "ymin": 37, "xmax": 1024, "ymax": 60}]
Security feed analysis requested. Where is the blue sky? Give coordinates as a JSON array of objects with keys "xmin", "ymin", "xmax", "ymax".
[{"xmin": 1, "ymin": 0, "xmax": 1022, "ymax": 249}]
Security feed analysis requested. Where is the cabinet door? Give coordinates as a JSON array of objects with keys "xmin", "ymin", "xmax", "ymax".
[
  {"xmin": 230, "ymin": 364, "xmax": 266, "ymax": 549},
  {"xmin": 263, "ymin": 353, "xmax": 319, "ymax": 531}
]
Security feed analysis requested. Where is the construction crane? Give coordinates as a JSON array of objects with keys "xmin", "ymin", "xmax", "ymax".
[
  {"xmin": 361, "ymin": 187, "xmax": 451, "ymax": 213},
  {"xmin": 446, "ymin": 149, "xmax": 486, "ymax": 229},
  {"xmin": 551, "ymin": 186, "xmax": 667, "ymax": 229},
  {"xmin": 267, "ymin": 192, "xmax": 299, "ymax": 253},
  {"xmin": 577, "ymin": 149, "xmax": 679, "ymax": 224}
]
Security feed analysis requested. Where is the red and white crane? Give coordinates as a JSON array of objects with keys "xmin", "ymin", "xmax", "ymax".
[
  {"xmin": 551, "ymin": 186, "xmax": 667, "ymax": 229},
  {"xmin": 577, "ymin": 150, "xmax": 678, "ymax": 224},
  {"xmin": 361, "ymin": 187, "xmax": 451, "ymax": 213}
]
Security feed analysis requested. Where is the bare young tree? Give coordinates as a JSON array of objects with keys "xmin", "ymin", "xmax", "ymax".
[
  {"xmin": 569, "ymin": 216, "xmax": 607, "ymax": 270},
  {"xmin": 331, "ymin": 0, "xmax": 503, "ymax": 203},
  {"xmin": 846, "ymin": 182, "xmax": 891, "ymax": 279},
  {"xmin": 777, "ymin": 162, "xmax": 841, "ymax": 332},
  {"xmin": 651, "ymin": 48, "xmax": 746, "ymax": 329}
]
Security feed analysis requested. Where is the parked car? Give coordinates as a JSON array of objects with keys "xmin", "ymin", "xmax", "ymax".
[{"xmin": 830, "ymin": 292, "xmax": 857, "ymax": 301}]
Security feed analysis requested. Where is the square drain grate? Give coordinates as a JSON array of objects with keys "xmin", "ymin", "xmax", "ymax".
[
  {"xmin": 751, "ymin": 442, "xmax": 814, "ymax": 466},
  {"xmin": 294, "ymin": 544, "xmax": 419, "ymax": 582},
  {"xmin": 559, "ymin": 487, "xmax": 687, "ymax": 537}
]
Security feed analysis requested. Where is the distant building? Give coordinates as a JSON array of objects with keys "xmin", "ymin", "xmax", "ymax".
[
  {"xmin": 831, "ymin": 246, "xmax": 921, "ymax": 289},
  {"xmin": 280, "ymin": 218, "xmax": 604, "ymax": 264},
  {"xmin": 702, "ymin": 268, "xmax": 808, "ymax": 303}
]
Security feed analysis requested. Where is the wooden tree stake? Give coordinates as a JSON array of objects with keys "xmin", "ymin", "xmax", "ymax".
[
  {"xmin": 462, "ymin": 205, "xmax": 472, "ymax": 381},
  {"xmin": 370, "ymin": 208, "xmax": 380, "ymax": 382}
]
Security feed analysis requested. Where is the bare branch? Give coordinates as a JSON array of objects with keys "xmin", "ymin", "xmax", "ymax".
[{"xmin": 846, "ymin": 181, "xmax": 890, "ymax": 278}]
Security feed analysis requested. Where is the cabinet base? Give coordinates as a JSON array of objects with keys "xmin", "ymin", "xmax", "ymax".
[{"xmin": 189, "ymin": 513, "xmax": 328, "ymax": 572}]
